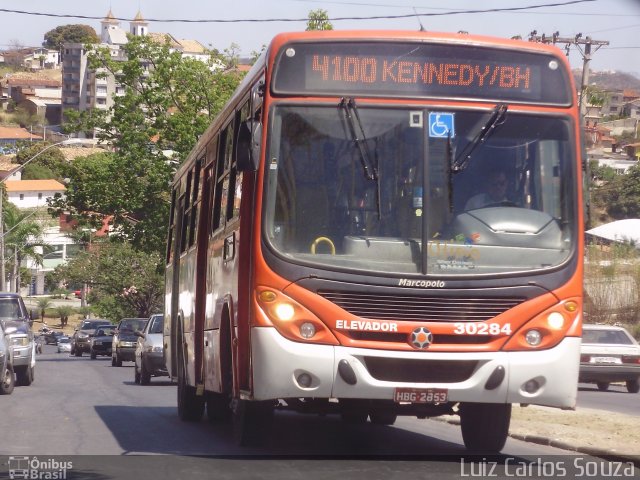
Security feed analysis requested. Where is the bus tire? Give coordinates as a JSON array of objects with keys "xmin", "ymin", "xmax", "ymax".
[
  {"xmin": 459, "ymin": 402, "xmax": 511, "ymax": 452},
  {"xmin": 369, "ymin": 411, "xmax": 397, "ymax": 425},
  {"xmin": 340, "ymin": 400, "xmax": 368, "ymax": 424},
  {"xmin": 207, "ymin": 392, "xmax": 231, "ymax": 423},
  {"xmin": 232, "ymin": 398, "xmax": 273, "ymax": 446},
  {"xmin": 176, "ymin": 337, "xmax": 204, "ymax": 422}
]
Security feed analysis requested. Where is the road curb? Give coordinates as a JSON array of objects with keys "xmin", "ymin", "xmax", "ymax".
[{"xmin": 434, "ymin": 416, "xmax": 639, "ymax": 466}]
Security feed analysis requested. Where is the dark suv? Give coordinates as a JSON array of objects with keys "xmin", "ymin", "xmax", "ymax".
[
  {"xmin": 71, "ymin": 319, "xmax": 111, "ymax": 357},
  {"xmin": 111, "ymin": 318, "xmax": 147, "ymax": 366}
]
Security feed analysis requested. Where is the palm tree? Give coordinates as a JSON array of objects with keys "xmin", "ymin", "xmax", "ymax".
[
  {"xmin": 36, "ymin": 297, "xmax": 52, "ymax": 323},
  {"xmin": 1, "ymin": 201, "xmax": 46, "ymax": 293}
]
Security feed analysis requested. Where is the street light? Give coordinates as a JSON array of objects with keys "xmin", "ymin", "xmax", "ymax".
[{"xmin": 0, "ymin": 138, "xmax": 82, "ymax": 292}]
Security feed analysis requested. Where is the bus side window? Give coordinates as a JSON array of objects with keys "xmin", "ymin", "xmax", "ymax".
[
  {"xmin": 180, "ymin": 172, "xmax": 192, "ymax": 253},
  {"xmin": 187, "ymin": 158, "xmax": 203, "ymax": 246},
  {"xmin": 213, "ymin": 121, "xmax": 233, "ymax": 232},
  {"xmin": 166, "ymin": 189, "xmax": 177, "ymax": 264}
]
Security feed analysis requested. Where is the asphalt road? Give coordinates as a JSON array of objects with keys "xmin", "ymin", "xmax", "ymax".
[
  {"xmin": 0, "ymin": 344, "xmax": 634, "ymax": 480},
  {"xmin": 577, "ymin": 383, "xmax": 640, "ymax": 416}
]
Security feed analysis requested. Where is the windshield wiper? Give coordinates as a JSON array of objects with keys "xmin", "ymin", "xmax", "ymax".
[
  {"xmin": 339, "ymin": 98, "xmax": 377, "ymax": 181},
  {"xmin": 451, "ymin": 103, "xmax": 508, "ymax": 173},
  {"xmin": 339, "ymin": 98, "xmax": 382, "ymax": 219}
]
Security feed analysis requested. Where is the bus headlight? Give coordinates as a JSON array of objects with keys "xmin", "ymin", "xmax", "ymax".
[
  {"xmin": 502, "ymin": 298, "xmax": 581, "ymax": 351},
  {"xmin": 547, "ymin": 312, "xmax": 565, "ymax": 329},
  {"xmin": 299, "ymin": 322, "xmax": 316, "ymax": 339},
  {"xmin": 256, "ymin": 287, "xmax": 338, "ymax": 345},
  {"xmin": 524, "ymin": 329, "xmax": 542, "ymax": 346},
  {"xmin": 274, "ymin": 303, "xmax": 295, "ymax": 321}
]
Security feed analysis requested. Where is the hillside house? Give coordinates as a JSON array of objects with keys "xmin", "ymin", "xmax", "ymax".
[{"xmin": 4, "ymin": 179, "xmax": 66, "ymax": 209}]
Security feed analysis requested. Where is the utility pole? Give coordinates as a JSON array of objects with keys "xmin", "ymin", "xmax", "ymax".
[{"xmin": 528, "ymin": 31, "xmax": 609, "ymax": 117}]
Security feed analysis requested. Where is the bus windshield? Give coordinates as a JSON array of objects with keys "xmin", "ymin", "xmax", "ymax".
[{"xmin": 264, "ymin": 104, "xmax": 576, "ymax": 276}]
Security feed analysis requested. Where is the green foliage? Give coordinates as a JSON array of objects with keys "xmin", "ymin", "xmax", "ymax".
[
  {"xmin": 15, "ymin": 142, "xmax": 67, "ymax": 180},
  {"xmin": 54, "ymin": 241, "xmax": 163, "ymax": 321},
  {"xmin": 36, "ymin": 298, "xmax": 52, "ymax": 321},
  {"xmin": 602, "ymin": 164, "xmax": 640, "ymax": 219},
  {"xmin": 43, "ymin": 24, "xmax": 98, "ymax": 50},
  {"xmin": 60, "ymin": 35, "xmax": 244, "ymax": 254},
  {"xmin": 22, "ymin": 164, "xmax": 57, "ymax": 180},
  {"xmin": 306, "ymin": 9, "xmax": 334, "ymax": 31},
  {"xmin": 589, "ymin": 159, "xmax": 616, "ymax": 182}
]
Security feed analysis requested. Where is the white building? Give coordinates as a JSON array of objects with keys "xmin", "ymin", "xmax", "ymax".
[{"xmin": 4, "ymin": 179, "xmax": 66, "ymax": 209}]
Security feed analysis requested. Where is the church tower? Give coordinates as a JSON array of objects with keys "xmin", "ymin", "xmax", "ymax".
[
  {"xmin": 100, "ymin": 9, "xmax": 120, "ymax": 43},
  {"xmin": 130, "ymin": 10, "xmax": 148, "ymax": 37}
]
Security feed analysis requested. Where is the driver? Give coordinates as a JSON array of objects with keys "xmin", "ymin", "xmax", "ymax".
[{"xmin": 464, "ymin": 169, "xmax": 509, "ymax": 210}]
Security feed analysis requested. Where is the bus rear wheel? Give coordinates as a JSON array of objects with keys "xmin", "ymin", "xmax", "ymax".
[
  {"xmin": 459, "ymin": 403, "xmax": 511, "ymax": 452},
  {"xmin": 176, "ymin": 343, "xmax": 204, "ymax": 422}
]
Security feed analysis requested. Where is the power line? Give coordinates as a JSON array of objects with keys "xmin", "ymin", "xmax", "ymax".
[{"xmin": 0, "ymin": 1, "xmax": 596, "ymax": 23}]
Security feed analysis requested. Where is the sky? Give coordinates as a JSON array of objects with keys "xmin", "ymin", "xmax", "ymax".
[{"xmin": 1, "ymin": 0, "xmax": 639, "ymax": 75}]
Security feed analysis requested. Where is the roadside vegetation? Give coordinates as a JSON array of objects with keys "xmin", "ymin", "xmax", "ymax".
[{"xmin": 584, "ymin": 242, "xmax": 640, "ymax": 339}]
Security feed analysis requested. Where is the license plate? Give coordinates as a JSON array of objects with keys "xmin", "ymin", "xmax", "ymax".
[
  {"xmin": 592, "ymin": 357, "xmax": 621, "ymax": 364},
  {"xmin": 394, "ymin": 388, "xmax": 448, "ymax": 404}
]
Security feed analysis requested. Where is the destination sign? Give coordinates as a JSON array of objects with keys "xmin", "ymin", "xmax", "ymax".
[{"xmin": 272, "ymin": 42, "xmax": 572, "ymax": 105}]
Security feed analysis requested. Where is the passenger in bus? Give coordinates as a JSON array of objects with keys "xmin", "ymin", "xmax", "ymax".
[{"xmin": 464, "ymin": 169, "xmax": 510, "ymax": 210}]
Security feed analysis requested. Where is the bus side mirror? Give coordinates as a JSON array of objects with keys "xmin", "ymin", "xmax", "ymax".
[{"xmin": 236, "ymin": 120, "xmax": 261, "ymax": 172}]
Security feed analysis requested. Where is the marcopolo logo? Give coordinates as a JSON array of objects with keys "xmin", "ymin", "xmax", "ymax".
[
  {"xmin": 398, "ymin": 279, "xmax": 446, "ymax": 288},
  {"xmin": 8, "ymin": 456, "xmax": 72, "ymax": 480}
]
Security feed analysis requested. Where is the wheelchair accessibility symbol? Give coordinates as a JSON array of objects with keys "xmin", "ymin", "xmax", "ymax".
[{"xmin": 428, "ymin": 112, "xmax": 455, "ymax": 138}]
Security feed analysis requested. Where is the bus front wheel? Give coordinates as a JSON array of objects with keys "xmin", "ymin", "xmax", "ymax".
[
  {"xmin": 459, "ymin": 402, "xmax": 511, "ymax": 452},
  {"xmin": 232, "ymin": 398, "xmax": 274, "ymax": 446}
]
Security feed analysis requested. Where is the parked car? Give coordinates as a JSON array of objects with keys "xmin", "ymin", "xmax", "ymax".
[
  {"xmin": 0, "ymin": 293, "xmax": 35, "ymax": 386},
  {"xmin": 112, "ymin": 318, "xmax": 147, "ymax": 367},
  {"xmin": 57, "ymin": 336, "xmax": 71, "ymax": 354},
  {"xmin": 579, "ymin": 324, "xmax": 640, "ymax": 393},
  {"xmin": 90, "ymin": 325, "xmax": 116, "ymax": 359},
  {"xmin": 70, "ymin": 319, "xmax": 111, "ymax": 357},
  {"xmin": 134, "ymin": 314, "xmax": 167, "ymax": 384},
  {"xmin": 0, "ymin": 320, "xmax": 15, "ymax": 394},
  {"xmin": 44, "ymin": 330, "xmax": 65, "ymax": 345}
]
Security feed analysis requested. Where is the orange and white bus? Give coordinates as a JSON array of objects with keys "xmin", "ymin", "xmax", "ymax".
[{"xmin": 165, "ymin": 30, "xmax": 583, "ymax": 451}]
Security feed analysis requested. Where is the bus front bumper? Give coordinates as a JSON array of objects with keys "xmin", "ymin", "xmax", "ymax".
[{"xmin": 251, "ymin": 327, "xmax": 580, "ymax": 409}]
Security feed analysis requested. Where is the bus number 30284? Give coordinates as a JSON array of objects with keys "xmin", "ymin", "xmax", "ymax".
[{"xmin": 453, "ymin": 322, "xmax": 512, "ymax": 335}]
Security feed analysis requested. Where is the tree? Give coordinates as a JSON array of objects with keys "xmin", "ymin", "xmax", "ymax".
[
  {"xmin": 15, "ymin": 142, "xmax": 67, "ymax": 181},
  {"xmin": 1, "ymin": 200, "xmax": 45, "ymax": 292},
  {"xmin": 306, "ymin": 9, "xmax": 333, "ymax": 31},
  {"xmin": 53, "ymin": 241, "xmax": 164, "ymax": 321},
  {"xmin": 60, "ymin": 35, "xmax": 244, "ymax": 254},
  {"xmin": 600, "ymin": 164, "xmax": 640, "ymax": 219},
  {"xmin": 43, "ymin": 25, "xmax": 98, "ymax": 50},
  {"xmin": 36, "ymin": 298, "xmax": 52, "ymax": 323}
]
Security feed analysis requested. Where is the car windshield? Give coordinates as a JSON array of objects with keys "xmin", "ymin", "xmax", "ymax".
[
  {"xmin": 59, "ymin": 338, "xmax": 70, "ymax": 343},
  {"xmin": 582, "ymin": 329, "xmax": 634, "ymax": 345},
  {"xmin": 120, "ymin": 319, "xmax": 147, "ymax": 332},
  {"xmin": 148, "ymin": 316, "xmax": 163, "ymax": 334},
  {"xmin": 0, "ymin": 298, "xmax": 22, "ymax": 319},
  {"xmin": 97, "ymin": 327, "xmax": 115, "ymax": 336},
  {"xmin": 81, "ymin": 320, "xmax": 110, "ymax": 330},
  {"xmin": 264, "ymin": 105, "xmax": 576, "ymax": 276}
]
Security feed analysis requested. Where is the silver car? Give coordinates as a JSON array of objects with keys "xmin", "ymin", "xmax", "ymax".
[
  {"xmin": 0, "ymin": 320, "xmax": 15, "ymax": 394},
  {"xmin": 0, "ymin": 293, "xmax": 35, "ymax": 386},
  {"xmin": 134, "ymin": 314, "xmax": 168, "ymax": 385},
  {"xmin": 579, "ymin": 324, "xmax": 640, "ymax": 393}
]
